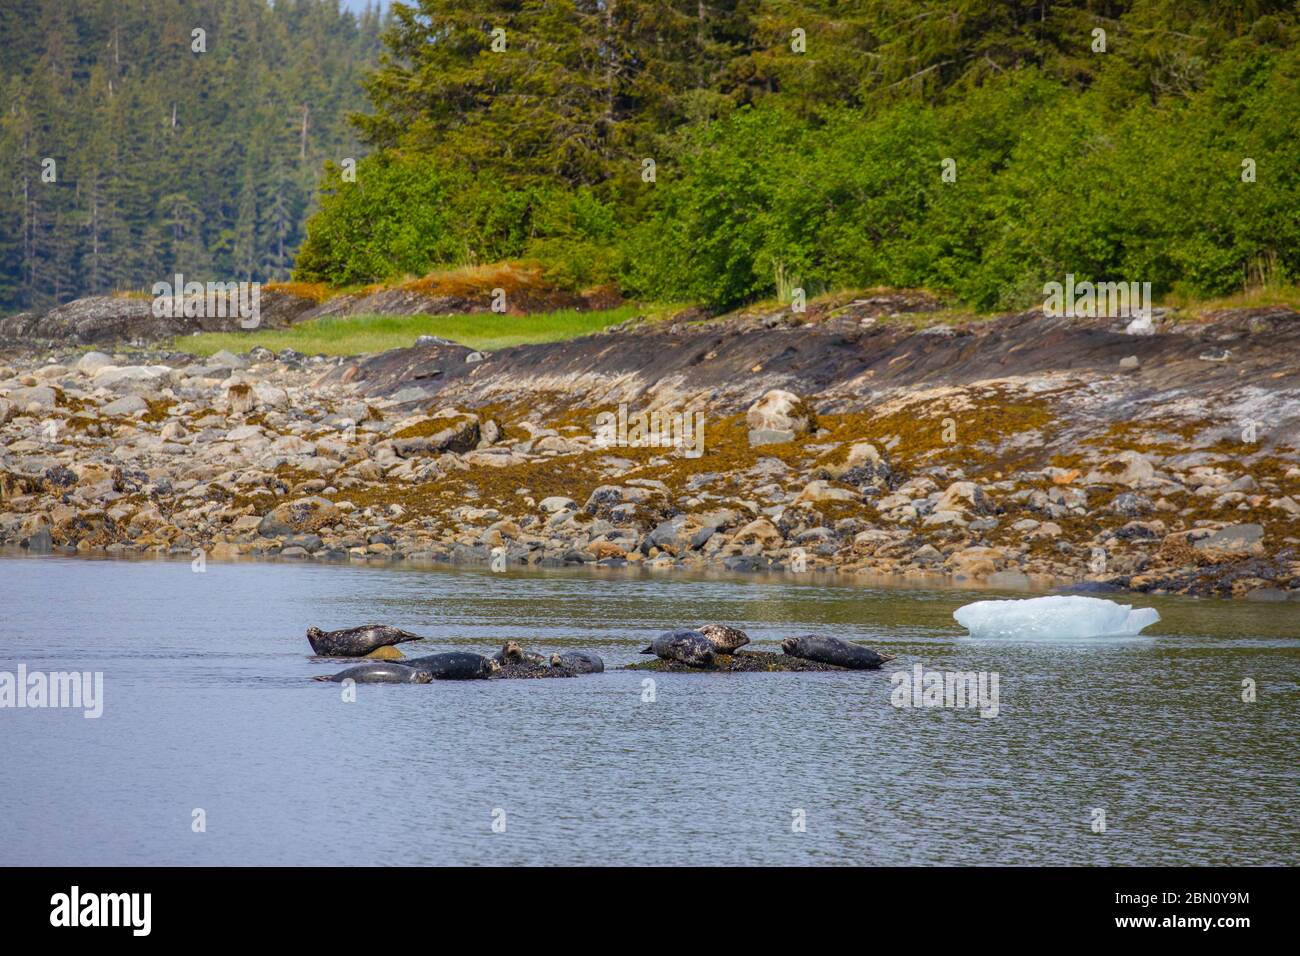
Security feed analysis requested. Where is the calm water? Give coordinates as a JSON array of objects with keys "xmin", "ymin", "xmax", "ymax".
[{"xmin": 1, "ymin": 553, "xmax": 1296, "ymax": 866}]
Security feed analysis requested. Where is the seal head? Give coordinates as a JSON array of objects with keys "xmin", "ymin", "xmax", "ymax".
[{"xmin": 492, "ymin": 641, "xmax": 548, "ymax": 666}]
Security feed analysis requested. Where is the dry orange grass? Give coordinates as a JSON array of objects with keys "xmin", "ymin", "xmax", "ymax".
[
  {"xmin": 264, "ymin": 281, "xmax": 332, "ymax": 303},
  {"xmin": 399, "ymin": 261, "xmax": 550, "ymax": 298}
]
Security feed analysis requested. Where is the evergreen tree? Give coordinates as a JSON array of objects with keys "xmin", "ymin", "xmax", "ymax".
[{"xmin": 0, "ymin": 0, "xmax": 386, "ymax": 312}]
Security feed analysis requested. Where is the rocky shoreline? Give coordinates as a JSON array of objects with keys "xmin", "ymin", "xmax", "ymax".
[{"xmin": 2, "ymin": 297, "xmax": 1298, "ymax": 600}]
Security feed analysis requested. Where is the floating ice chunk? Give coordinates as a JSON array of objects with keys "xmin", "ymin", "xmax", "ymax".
[{"xmin": 953, "ymin": 595, "xmax": 1160, "ymax": 639}]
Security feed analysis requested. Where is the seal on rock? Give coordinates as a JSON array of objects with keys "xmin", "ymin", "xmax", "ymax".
[
  {"xmin": 642, "ymin": 630, "xmax": 716, "ymax": 668},
  {"xmin": 550, "ymin": 651, "xmax": 604, "ymax": 673},
  {"xmin": 780, "ymin": 635, "xmax": 893, "ymax": 670},
  {"xmin": 307, "ymin": 624, "xmax": 423, "ymax": 657},
  {"xmin": 696, "ymin": 623, "xmax": 750, "ymax": 653},
  {"xmin": 314, "ymin": 662, "xmax": 433, "ymax": 684},
  {"xmin": 493, "ymin": 640, "xmax": 548, "ymax": 666},
  {"xmin": 403, "ymin": 652, "xmax": 499, "ymax": 680}
]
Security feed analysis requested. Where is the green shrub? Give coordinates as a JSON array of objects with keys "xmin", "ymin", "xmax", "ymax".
[
  {"xmin": 295, "ymin": 157, "xmax": 623, "ymax": 290},
  {"xmin": 294, "ymin": 154, "xmax": 462, "ymax": 285},
  {"xmin": 619, "ymin": 42, "xmax": 1300, "ymax": 312},
  {"xmin": 299, "ymin": 20, "xmax": 1300, "ymax": 312}
]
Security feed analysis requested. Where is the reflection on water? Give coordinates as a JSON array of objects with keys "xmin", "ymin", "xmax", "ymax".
[{"xmin": 1, "ymin": 554, "xmax": 1296, "ymax": 865}]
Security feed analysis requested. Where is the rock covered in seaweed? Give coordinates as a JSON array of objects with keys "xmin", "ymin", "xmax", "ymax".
[{"xmin": 624, "ymin": 649, "xmax": 856, "ymax": 673}]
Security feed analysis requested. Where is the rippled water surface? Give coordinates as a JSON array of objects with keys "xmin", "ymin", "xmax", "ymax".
[{"xmin": 1, "ymin": 554, "xmax": 1297, "ymax": 865}]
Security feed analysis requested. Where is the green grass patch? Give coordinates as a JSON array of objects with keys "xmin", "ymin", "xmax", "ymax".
[
  {"xmin": 1162, "ymin": 284, "xmax": 1300, "ymax": 317},
  {"xmin": 171, "ymin": 304, "xmax": 648, "ymax": 357}
]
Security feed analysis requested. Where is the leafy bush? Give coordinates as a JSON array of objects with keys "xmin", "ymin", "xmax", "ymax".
[
  {"xmin": 294, "ymin": 155, "xmax": 462, "ymax": 285},
  {"xmin": 620, "ymin": 42, "xmax": 1300, "ymax": 311},
  {"xmin": 523, "ymin": 187, "xmax": 620, "ymax": 289},
  {"xmin": 299, "ymin": 12, "xmax": 1300, "ymax": 312},
  {"xmin": 296, "ymin": 157, "xmax": 622, "ymax": 290}
]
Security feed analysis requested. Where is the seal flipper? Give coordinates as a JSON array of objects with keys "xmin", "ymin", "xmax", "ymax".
[{"xmin": 640, "ymin": 645, "xmax": 653, "ymax": 654}]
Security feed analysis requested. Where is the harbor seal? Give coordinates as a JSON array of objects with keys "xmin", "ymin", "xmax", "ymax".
[
  {"xmin": 307, "ymin": 624, "xmax": 423, "ymax": 657},
  {"xmin": 642, "ymin": 630, "xmax": 716, "ymax": 668},
  {"xmin": 550, "ymin": 651, "xmax": 604, "ymax": 673},
  {"xmin": 314, "ymin": 662, "xmax": 432, "ymax": 684},
  {"xmin": 780, "ymin": 635, "xmax": 893, "ymax": 670},
  {"xmin": 696, "ymin": 623, "xmax": 750, "ymax": 653},
  {"xmin": 403, "ymin": 652, "xmax": 499, "ymax": 680},
  {"xmin": 493, "ymin": 641, "xmax": 548, "ymax": 666}
]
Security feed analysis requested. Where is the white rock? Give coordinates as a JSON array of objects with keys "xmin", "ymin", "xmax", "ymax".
[
  {"xmin": 100, "ymin": 395, "xmax": 149, "ymax": 416},
  {"xmin": 270, "ymin": 435, "xmax": 315, "ymax": 456},
  {"xmin": 923, "ymin": 509, "xmax": 966, "ymax": 527},
  {"xmin": 1083, "ymin": 450, "xmax": 1156, "ymax": 488},
  {"xmin": 209, "ymin": 349, "xmax": 247, "ymax": 370},
  {"xmin": 954, "ymin": 596, "xmax": 1160, "ymax": 639},
  {"xmin": 936, "ymin": 480, "xmax": 988, "ymax": 513},
  {"xmin": 252, "ymin": 384, "xmax": 290, "ymax": 409},
  {"xmin": 844, "ymin": 442, "xmax": 882, "ymax": 468},
  {"xmin": 93, "ymin": 365, "xmax": 171, "ymax": 389},
  {"xmin": 225, "ymin": 424, "xmax": 265, "ymax": 442},
  {"xmin": 794, "ymin": 480, "xmax": 857, "ymax": 505},
  {"xmin": 746, "ymin": 389, "xmax": 815, "ymax": 434},
  {"xmin": 9, "ymin": 385, "xmax": 57, "ymax": 409},
  {"xmin": 76, "ymin": 351, "xmax": 115, "ymax": 374},
  {"xmin": 1272, "ymin": 496, "xmax": 1300, "ymax": 516}
]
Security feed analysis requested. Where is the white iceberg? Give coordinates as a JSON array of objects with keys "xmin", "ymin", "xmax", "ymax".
[{"xmin": 953, "ymin": 595, "xmax": 1160, "ymax": 639}]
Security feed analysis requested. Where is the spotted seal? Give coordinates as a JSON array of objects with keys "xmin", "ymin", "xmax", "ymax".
[
  {"xmin": 403, "ymin": 652, "xmax": 499, "ymax": 680},
  {"xmin": 550, "ymin": 651, "xmax": 604, "ymax": 673},
  {"xmin": 314, "ymin": 662, "xmax": 433, "ymax": 684},
  {"xmin": 696, "ymin": 624, "xmax": 750, "ymax": 653},
  {"xmin": 493, "ymin": 641, "xmax": 548, "ymax": 666},
  {"xmin": 641, "ymin": 630, "xmax": 716, "ymax": 668},
  {"xmin": 780, "ymin": 635, "xmax": 893, "ymax": 670},
  {"xmin": 307, "ymin": 624, "xmax": 423, "ymax": 657}
]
